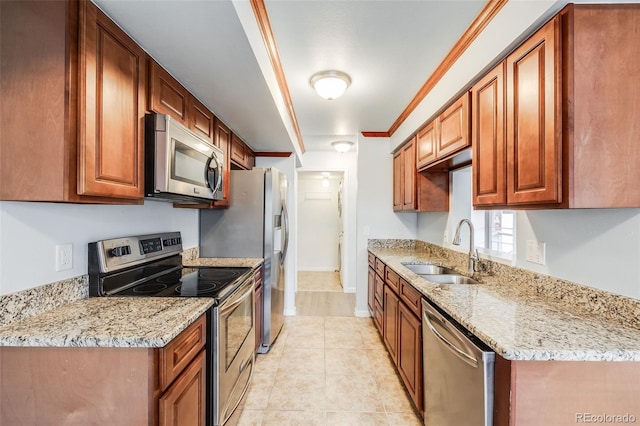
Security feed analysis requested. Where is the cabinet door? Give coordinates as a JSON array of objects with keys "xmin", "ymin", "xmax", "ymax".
[
  {"xmin": 437, "ymin": 92, "xmax": 471, "ymax": 159},
  {"xmin": 213, "ymin": 119, "xmax": 231, "ymax": 207},
  {"xmin": 231, "ymin": 134, "xmax": 247, "ymax": 168},
  {"xmin": 374, "ymin": 273, "xmax": 385, "ymax": 305},
  {"xmin": 367, "ymin": 267, "xmax": 375, "ymax": 314},
  {"xmin": 149, "ymin": 60, "xmax": 189, "ymax": 125},
  {"xmin": 397, "ymin": 303, "xmax": 423, "ymax": 412},
  {"xmin": 189, "ymin": 97, "xmax": 214, "ymax": 144},
  {"xmin": 383, "ymin": 286, "xmax": 400, "ymax": 363},
  {"xmin": 402, "ymin": 140, "xmax": 416, "ymax": 210},
  {"xmin": 393, "ymin": 150, "xmax": 403, "ymax": 211},
  {"xmin": 159, "ymin": 350, "xmax": 206, "ymax": 426},
  {"xmin": 506, "ymin": 16, "xmax": 562, "ymax": 205},
  {"xmin": 473, "ymin": 62, "xmax": 507, "ymax": 207},
  {"xmin": 416, "ymin": 121, "xmax": 437, "ymax": 168},
  {"xmin": 78, "ymin": 2, "xmax": 146, "ymax": 199}
]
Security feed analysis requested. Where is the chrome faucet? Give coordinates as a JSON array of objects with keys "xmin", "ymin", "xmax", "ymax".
[{"xmin": 452, "ymin": 219, "xmax": 481, "ymax": 274}]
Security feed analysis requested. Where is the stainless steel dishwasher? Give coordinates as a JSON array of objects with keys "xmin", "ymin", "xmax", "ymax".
[{"xmin": 422, "ymin": 299, "xmax": 495, "ymax": 426}]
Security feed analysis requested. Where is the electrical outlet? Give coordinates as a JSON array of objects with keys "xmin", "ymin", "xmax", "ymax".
[
  {"xmin": 55, "ymin": 244, "xmax": 73, "ymax": 271},
  {"xmin": 363, "ymin": 225, "xmax": 370, "ymax": 236},
  {"xmin": 443, "ymin": 231, "xmax": 449, "ymax": 244},
  {"xmin": 526, "ymin": 240, "xmax": 546, "ymax": 265}
]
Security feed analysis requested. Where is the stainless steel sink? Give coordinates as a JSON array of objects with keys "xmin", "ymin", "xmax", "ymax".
[
  {"xmin": 420, "ymin": 274, "xmax": 479, "ymax": 285},
  {"xmin": 402, "ymin": 263, "xmax": 458, "ymax": 275}
]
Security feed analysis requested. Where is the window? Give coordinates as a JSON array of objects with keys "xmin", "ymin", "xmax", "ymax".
[{"xmin": 447, "ymin": 167, "xmax": 515, "ymax": 264}]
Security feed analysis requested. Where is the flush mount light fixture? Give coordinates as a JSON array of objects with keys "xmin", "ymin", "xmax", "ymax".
[
  {"xmin": 322, "ymin": 178, "xmax": 330, "ymax": 188},
  {"xmin": 310, "ymin": 70, "xmax": 351, "ymax": 100},
  {"xmin": 331, "ymin": 140, "xmax": 354, "ymax": 153}
]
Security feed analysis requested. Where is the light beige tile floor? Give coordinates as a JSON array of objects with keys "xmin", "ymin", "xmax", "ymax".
[
  {"xmin": 235, "ymin": 314, "xmax": 423, "ymax": 425},
  {"xmin": 297, "ymin": 271, "xmax": 343, "ymax": 292}
]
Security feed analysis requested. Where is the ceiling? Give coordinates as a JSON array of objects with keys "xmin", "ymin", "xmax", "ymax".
[{"xmin": 93, "ymin": 0, "xmax": 552, "ymax": 157}]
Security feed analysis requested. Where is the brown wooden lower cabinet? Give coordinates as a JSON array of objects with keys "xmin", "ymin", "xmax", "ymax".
[
  {"xmin": 383, "ymin": 285, "xmax": 400, "ymax": 363},
  {"xmin": 159, "ymin": 350, "xmax": 206, "ymax": 426},
  {"xmin": 494, "ymin": 357, "xmax": 640, "ymax": 426},
  {"xmin": 367, "ymin": 266, "xmax": 375, "ymax": 314},
  {"xmin": 369, "ymin": 253, "xmax": 424, "ymax": 415},
  {"xmin": 397, "ymin": 302, "xmax": 423, "ymax": 412},
  {"xmin": 0, "ymin": 314, "xmax": 207, "ymax": 425}
]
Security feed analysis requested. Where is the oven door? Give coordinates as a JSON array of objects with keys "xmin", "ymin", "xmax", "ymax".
[{"xmin": 216, "ymin": 276, "xmax": 255, "ymax": 425}]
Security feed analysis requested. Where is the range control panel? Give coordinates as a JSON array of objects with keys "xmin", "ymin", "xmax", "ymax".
[{"xmin": 90, "ymin": 232, "xmax": 183, "ymax": 273}]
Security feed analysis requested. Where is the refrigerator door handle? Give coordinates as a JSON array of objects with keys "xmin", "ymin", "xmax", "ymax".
[{"xmin": 281, "ymin": 201, "xmax": 289, "ymax": 264}]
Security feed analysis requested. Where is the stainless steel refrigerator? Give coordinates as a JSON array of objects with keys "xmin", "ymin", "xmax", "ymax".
[{"xmin": 199, "ymin": 168, "xmax": 288, "ymax": 353}]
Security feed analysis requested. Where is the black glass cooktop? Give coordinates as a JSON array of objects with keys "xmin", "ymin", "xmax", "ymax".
[{"xmin": 113, "ymin": 266, "xmax": 252, "ymax": 298}]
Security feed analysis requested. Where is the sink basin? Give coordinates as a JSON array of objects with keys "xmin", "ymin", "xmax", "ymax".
[
  {"xmin": 420, "ymin": 274, "xmax": 479, "ymax": 285},
  {"xmin": 403, "ymin": 263, "xmax": 458, "ymax": 275}
]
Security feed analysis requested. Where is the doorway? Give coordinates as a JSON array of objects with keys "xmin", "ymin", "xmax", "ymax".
[{"xmin": 296, "ymin": 171, "xmax": 355, "ymax": 315}]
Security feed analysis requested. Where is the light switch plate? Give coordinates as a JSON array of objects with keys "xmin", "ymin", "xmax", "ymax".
[{"xmin": 526, "ymin": 240, "xmax": 546, "ymax": 265}]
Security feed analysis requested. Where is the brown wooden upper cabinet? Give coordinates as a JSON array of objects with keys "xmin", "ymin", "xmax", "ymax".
[
  {"xmin": 393, "ymin": 138, "xmax": 449, "ymax": 212},
  {"xmin": 473, "ymin": 4, "xmax": 640, "ymax": 209},
  {"xmin": 417, "ymin": 92, "xmax": 471, "ymax": 170},
  {"xmin": 78, "ymin": 1, "xmax": 147, "ymax": 200},
  {"xmin": 1, "ymin": 0, "xmax": 145, "ymax": 203},
  {"xmin": 149, "ymin": 61, "xmax": 215, "ymax": 145},
  {"xmin": 230, "ymin": 134, "xmax": 256, "ymax": 170},
  {"xmin": 213, "ymin": 119, "xmax": 232, "ymax": 208},
  {"xmin": 472, "ymin": 63, "xmax": 506, "ymax": 207}
]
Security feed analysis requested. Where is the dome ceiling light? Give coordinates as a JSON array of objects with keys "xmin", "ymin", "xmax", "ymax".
[
  {"xmin": 310, "ymin": 70, "xmax": 351, "ymax": 100},
  {"xmin": 331, "ymin": 140, "xmax": 354, "ymax": 153}
]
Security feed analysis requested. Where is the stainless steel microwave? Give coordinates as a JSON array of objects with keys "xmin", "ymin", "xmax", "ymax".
[{"xmin": 145, "ymin": 113, "xmax": 224, "ymax": 203}]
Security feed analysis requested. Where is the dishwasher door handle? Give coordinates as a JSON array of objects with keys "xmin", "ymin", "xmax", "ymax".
[{"xmin": 423, "ymin": 309, "xmax": 479, "ymax": 368}]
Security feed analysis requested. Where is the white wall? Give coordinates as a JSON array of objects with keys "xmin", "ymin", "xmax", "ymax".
[
  {"xmin": 297, "ymin": 173, "xmax": 341, "ymax": 271},
  {"xmin": 0, "ymin": 200, "xmax": 199, "ymax": 295},
  {"xmin": 417, "ymin": 173, "xmax": 640, "ymax": 300},
  {"xmin": 355, "ymin": 138, "xmax": 418, "ymax": 316},
  {"xmin": 298, "ymin": 151, "xmax": 358, "ymax": 293},
  {"xmin": 255, "ymin": 156, "xmax": 298, "ymax": 315}
]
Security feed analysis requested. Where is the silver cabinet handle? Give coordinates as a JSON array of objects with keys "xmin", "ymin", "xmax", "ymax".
[{"xmin": 423, "ymin": 309, "xmax": 478, "ymax": 368}]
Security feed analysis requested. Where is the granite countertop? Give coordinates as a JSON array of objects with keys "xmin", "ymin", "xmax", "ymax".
[
  {"xmin": 0, "ymin": 297, "xmax": 214, "ymax": 348},
  {"xmin": 369, "ymin": 246, "xmax": 640, "ymax": 362},
  {"xmin": 0, "ymin": 257, "xmax": 261, "ymax": 348},
  {"xmin": 183, "ymin": 257, "xmax": 264, "ymax": 269}
]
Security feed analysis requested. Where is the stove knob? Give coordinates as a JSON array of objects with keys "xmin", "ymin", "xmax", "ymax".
[
  {"xmin": 111, "ymin": 245, "xmax": 131, "ymax": 257},
  {"xmin": 163, "ymin": 239, "xmax": 171, "ymax": 246}
]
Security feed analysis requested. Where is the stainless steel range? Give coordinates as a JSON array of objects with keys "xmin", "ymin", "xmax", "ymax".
[{"xmin": 88, "ymin": 232, "xmax": 255, "ymax": 426}]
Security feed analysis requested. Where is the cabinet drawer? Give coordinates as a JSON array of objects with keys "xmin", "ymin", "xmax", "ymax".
[
  {"xmin": 374, "ymin": 273, "xmax": 385, "ymax": 305},
  {"xmin": 399, "ymin": 279, "xmax": 422, "ymax": 318},
  {"xmin": 375, "ymin": 259, "xmax": 386, "ymax": 277},
  {"xmin": 159, "ymin": 314, "xmax": 207, "ymax": 392},
  {"xmin": 368, "ymin": 253, "xmax": 376, "ymax": 268},
  {"xmin": 385, "ymin": 269, "xmax": 400, "ymax": 294},
  {"xmin": 373, "ymin": 299, "xmax": 384, "ymax": 335}
]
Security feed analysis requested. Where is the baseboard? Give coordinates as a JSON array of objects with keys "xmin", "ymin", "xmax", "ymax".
[
  {"xmin": 283, "ymin": 307, "xmax": 297, "ymax": 316},
  {"xmin": 297, "ymin": 267, "xmax": 339, "ymax": 272},
  {"xmin": 354, "ymin": 308, "xmax": 371, "ymax": 318},
  {"xmin": 343, "ymin": 286, "xmax": 356, "ymax": 294}
]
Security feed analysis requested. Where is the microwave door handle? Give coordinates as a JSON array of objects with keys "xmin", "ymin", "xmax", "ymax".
[{"xmin": 204, "ymin": 153, "xmax": 222, "ymax": 195}]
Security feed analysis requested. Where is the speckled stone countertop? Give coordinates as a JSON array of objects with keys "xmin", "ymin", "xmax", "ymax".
[
  {"xmin": 0, "ymin": 297, "xmax": 214, "ymax": 348},
  {"xmin": 369, "ymin": 245, "xmax": 640, "ymax": 362},
  {"xmin": 183, "ymin": 257, "xmax": 264, "ymax": 269},
  {"xmin": 0, "ymin": 254, "xmax": 261, "ymax": 348}
]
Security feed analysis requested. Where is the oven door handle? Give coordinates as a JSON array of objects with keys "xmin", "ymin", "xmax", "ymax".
[{"xmin": 219, "ymin": 282, "xmax": 254, "ymax": 316}]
